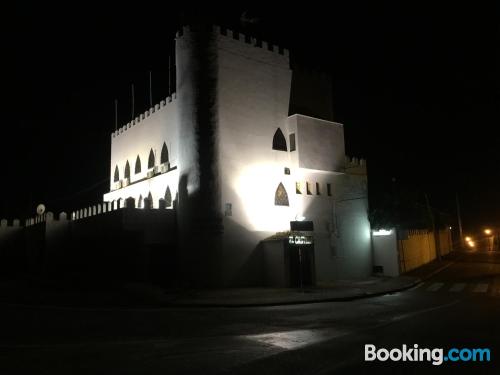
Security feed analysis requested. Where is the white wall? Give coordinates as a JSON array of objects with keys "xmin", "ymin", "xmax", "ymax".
[
  {"xmin": 109, "ymin": 97, "xmax": 179, "ymax": 191},
  {"xmin": 372, "ymin": 229, "xmax": 399, "ymax": 277},
  {"xmin": 103, "ymin": 169, "xmax": 179, "ymax": 209}
]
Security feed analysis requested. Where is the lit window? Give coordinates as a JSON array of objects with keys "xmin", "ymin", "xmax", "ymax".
[
  {"xmin": 272, "ymin": 128, "xmax": 287, "ymax": 151},
  {"xmin": 327, "ymin": 183, "xmax": 332, "ymax": 196},
  {"xmin": 275, "ymin": 183, "xmax": 289, "ymax": 206},
  {"xmin": 290, "ymin": 133, "xmax": 296, "ymax": 151},
  {"xmin": 296, "ymin": 182, "xmax": 302, "ymax": 194},
  {"xmin": 306, "ymin": 182, "xmax": 312, "ymax": 195}
]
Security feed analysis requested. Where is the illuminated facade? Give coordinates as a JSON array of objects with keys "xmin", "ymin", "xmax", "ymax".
[{"xmin": 103, "ymin": 25, "xmax": 371, "ymax": 286}]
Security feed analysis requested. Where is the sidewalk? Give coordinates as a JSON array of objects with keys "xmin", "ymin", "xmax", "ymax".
[
  {"xmin": 0, "ymin": 253, "xmax": 459, "ymax": 309},
  {"xmin": 161, "ymin": 255, "xmax": 457, "ymax": 307}
]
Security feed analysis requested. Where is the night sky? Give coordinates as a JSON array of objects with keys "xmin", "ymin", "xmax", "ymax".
[{"xmin": 3, "ymin": 3, "xmax": 498, "ymax": 232}]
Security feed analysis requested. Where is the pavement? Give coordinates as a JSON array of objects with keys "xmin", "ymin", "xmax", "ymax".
[
  {"xmin": 0, "ymin": 252, "xmax": 461, "ymax": 308},
  {"xmin": 160, "ymin": 251, "xmax": 460, "ymax": 307}
]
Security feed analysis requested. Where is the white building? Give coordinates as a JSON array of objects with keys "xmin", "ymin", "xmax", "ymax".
[{"xmin": 103, "ymin": 25, "xmax": 371, "ymax": 287}]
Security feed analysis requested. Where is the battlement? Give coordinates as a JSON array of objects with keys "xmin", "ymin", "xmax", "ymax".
[
  {"xmin": 345, "ymin": 155, "xmax": 367, "ymax": 175},
  {"xmin": 24, "ymin": 212, "xmax": 68, "ymax": 227},
  {"xmin": 112, "ymin": 93, "xmax": 177, "ymax": 138},
  {"xmin": 176, "ymin": 24, "xmax": 290, "ymax": 59},
  {"xmin": 0, "ymin": 218, "xmax": 21, "ymax": 229}
]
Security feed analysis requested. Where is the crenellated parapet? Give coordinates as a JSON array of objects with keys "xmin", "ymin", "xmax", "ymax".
[
  {"xmin": 176, "ymin": 24, "xmax": 289, "ymax": 59},
  {"xmin": 25, "ymin": 212, "xmax": 68, "ymax": 227},
  {"xmin": 345, "ymin": 155, "xmax": 367, "ymax": 175},
  {"xmin": 112, "ymin": 93, "xmax": 178, "ymax": 139},
  {"xmin": 0, "ymin": 218, "xmax": 21, "ymax": 229}
]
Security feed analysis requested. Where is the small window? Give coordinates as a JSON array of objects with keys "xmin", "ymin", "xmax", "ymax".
[
  {"xmin": 272, "ymin": 128, "xmax": 287, "ymax": 151},
  {"xmin": 165, "ymin": 186, "xmax": 172, "ymax": 207},
  {"xmin": 160, "ymin": 142, "xmax": 169, "ymax": 164},
  {"xmin": 124, "ymin": 161, "xmax": 130, "ymax": 179},
  {"xmin": 284, "ymin": 167, "xmax": 290, "ymax": 175},
  {"xmin": 290, "ymin": 133, "xmax": 296, "ymax": 151},
  {"xmin": 306, "ymin": 182, "xmax": 312, "ymax": 195},
  {"xmin": 327, "ymin": 183, "xmax": 332, "ymax": 196},
  {"xmin": 316, "ymin": 182, "xmax": 321, "ymax": 195},
  {"xmin": 148, "ymin": 149, "xmax": 155, "ymax": 169},
  {"xmin": 225, "ymin": 203, "xmax": 232, "ymax": 216},
  {"xmin": 296, "ymin": 182, "xmax": 302, "ymax": 194},
  {"xmin": 114, "ymin": 165, "xmax": 119, "ymax": 182},
  {"xmin": 135, "ymin": 155, "xmax": 141, "ymax": 174},
  {"xmin": 275, "ymin": 183, "xmax": 289, "ymax": 206}
]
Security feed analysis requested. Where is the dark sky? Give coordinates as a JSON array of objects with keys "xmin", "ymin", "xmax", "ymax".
[{"xmin": 3, "ymin": 3, "xmax": 499, "ymax": 232}]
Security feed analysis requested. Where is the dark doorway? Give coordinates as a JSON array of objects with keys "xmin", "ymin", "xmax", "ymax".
[{"xmin": 288, "ymin": 243, "xmax": 315, "ymax": 287}]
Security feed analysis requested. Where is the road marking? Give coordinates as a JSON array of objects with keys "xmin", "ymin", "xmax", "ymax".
[
  {"xmin": 244, "ymin": 328, "xmax": 348, "ymax": 350},
  {"xmin": 449, "ymin": 283, "xmax": 466, "ymax": 292},
  {"xmin": 473, "ymin": 283, "xmax": 489, "ymax": 293},
  {"xmin": 427, "ymin": 282, "xmax": 444, "ymax": 292}
]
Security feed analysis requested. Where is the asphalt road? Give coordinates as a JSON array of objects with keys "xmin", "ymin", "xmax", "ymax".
[{"xmin": 1, "ymin": 250, "xmax": 499, "ymax": 374}]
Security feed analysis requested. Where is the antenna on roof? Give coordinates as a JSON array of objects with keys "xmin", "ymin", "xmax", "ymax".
[
  {"xmin": 149, "ymin": 71, "xmax": 153, "ymax": 108},
  {"xmin": 131, "ymin": 84, "xmax": 135, "ymax": 120},
  {"xmin": 114, "ymin": 99, "xmax": 118, "ymax": 131},
  {"xmin": 168, "ymin": 56, "xmax": 171, "ymax": 96}
]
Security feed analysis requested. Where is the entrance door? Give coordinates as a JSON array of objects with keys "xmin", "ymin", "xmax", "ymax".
[{"xmin": 289, "ymin": 244, "xmax": 315, "ymax": 287}]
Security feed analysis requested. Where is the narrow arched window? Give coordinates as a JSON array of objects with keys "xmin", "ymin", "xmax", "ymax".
[
  {"xmin": 124, "ymin": 161, "xmax": 130, "ymax": 179},
  {"xmin": 114, "ymin": 165, "xmax": 119, "ymax": 182},
  {"xmin": 135, "ymin": 155, "xmax": 141, "ymax": 174},
  {"xmin": 148, "ymin": 149, "xmax": 155, "ymax": 169},
  {"xmin": 144, "ymin": 192, "xmax": 153, "ymax": 209},
  {"xmin": 160, "ymin": 142, "xmax": 169, "ymax": 164},
  {"xmin": 165, "ymin": 186, "xmax": 172, "ymax": 207},
  {"xmin": 272, "ymin": 128, "xmax": 287, "ymax": 151},
  {"xmin": 138, "ymin": 194, "xmax": 143, "ymax": 208},
  {"xmin": 275, "ymin": 182, "xmax": 289, "ymax": 206}
]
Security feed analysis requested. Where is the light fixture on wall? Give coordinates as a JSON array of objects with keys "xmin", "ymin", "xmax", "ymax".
[{"xmin": 373, "ymin": 229, "xmax": 392, "ymax": 236}]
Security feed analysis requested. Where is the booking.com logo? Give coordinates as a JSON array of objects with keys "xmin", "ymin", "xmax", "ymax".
[{"xmin": 365, "ymin": 344, "xmax": 491, "ymax": 366}]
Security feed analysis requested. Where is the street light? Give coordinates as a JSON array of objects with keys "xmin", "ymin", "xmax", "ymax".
[{"xmin": 484, "ymin": 229, "xmax": 492, "ymax": 235}]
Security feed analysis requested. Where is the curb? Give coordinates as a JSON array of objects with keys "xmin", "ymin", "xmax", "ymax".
[{"xmin": 168, "ymin": 260, "xmax": 459, "ymax": 308}]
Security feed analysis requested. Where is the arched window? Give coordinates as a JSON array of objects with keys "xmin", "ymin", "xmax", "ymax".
[
  {"xmin": 124, "ymin": 161, "xmax": 130, "ymax": 179},
  {"xmin": 275, "ymin": 182, "xmax": 289, "ymax": 206},
  {"xmin": 144, "ymin": 192, "xmax": 153, "ymax": 209},
  {"xmin": 160, "ymin": 142, "xmax": 169, "ymax": 164},
  {"xmin": 148, "ymin": 148, "xmax": 155, "ymax": 169},
  {"xmin": 165, "ymin": 186, "xmax": 172, "ymax": 207},
  {"xmin": 135, "ymin": 155, "xmax": 141, "ymax": 174},
  {"xmin": 114, "ymin": 165, "xmax": 119, "ymax": 182},
  {"xmin": 138, "ymin": 194, "xmax": 143, "ymax": 208},
  {"xmin": 272, "ymin": 128, "xmax": 287, "ymax": 151}
]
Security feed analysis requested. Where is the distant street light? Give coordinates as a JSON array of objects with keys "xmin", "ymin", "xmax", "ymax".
[{"xmin": 485, "ymin": 229, "xmax": 492, "ymax": 235}]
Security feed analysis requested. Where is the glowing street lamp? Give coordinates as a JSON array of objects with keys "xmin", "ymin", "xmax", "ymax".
[
  {"xmin": 465, "ymin": 236, "xmax": 471, "ymax": 242},
  {"xmin": 484, "ymin": 229, "xmax": 492, "ymax": 235}
]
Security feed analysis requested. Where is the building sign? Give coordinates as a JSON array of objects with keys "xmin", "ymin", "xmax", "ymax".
[{"xmin": 289, "ymin": 221, "xmax": 314, "ymax": 245}]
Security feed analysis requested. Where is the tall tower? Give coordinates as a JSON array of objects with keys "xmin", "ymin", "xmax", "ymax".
[{"xmin": 176, "ymin": 25, "xmax": 222, "ymax": 286}]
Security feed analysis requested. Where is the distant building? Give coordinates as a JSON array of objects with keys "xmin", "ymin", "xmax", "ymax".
[{"xmin": 102, "ymin": 25, "xmax": 371, "ymax": 287}]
